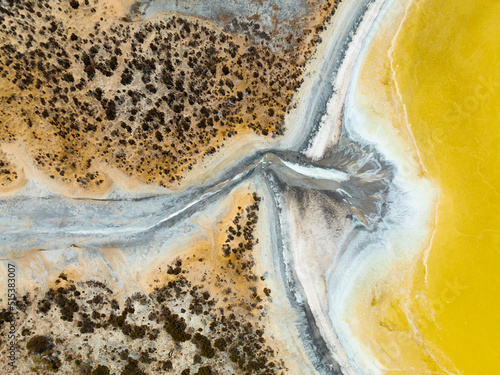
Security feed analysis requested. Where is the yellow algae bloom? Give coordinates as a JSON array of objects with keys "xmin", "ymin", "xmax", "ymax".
[{"xmin": 350, "ymin": 0, "xmax": 500, "ymax": 373}]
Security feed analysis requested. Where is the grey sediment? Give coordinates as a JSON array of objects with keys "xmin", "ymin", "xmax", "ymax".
[
  {"xmin": 293, "ymin": 0, "xmax": 378, "ymax": 153},
  {"xmin": 260, "ymin": 172, "xmax": 343, "ymax": 374}
]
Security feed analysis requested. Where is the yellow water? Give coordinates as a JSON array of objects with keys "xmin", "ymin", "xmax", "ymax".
[{"xmin": 350, "ymin": 0, "xmax": 500, "ymax": 374}]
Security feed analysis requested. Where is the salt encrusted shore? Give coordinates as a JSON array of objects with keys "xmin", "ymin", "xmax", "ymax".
[{"xmin": 312, "ymin": 0, "xmax": 438, "ymax": 373}]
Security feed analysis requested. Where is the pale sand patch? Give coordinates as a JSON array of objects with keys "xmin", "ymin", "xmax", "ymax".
[
  {"xmin": 1, "ymin": 142, "xmax": 114, "ymax": 198},
  {"xmin": 283, "ymin": 190, "xmax": 354, "ymax": 373}
]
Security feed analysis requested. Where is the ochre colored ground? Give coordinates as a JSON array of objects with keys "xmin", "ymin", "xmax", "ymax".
[{"xmin": 0, "ymin": 0, "xmax": 339, "ymax": 195}]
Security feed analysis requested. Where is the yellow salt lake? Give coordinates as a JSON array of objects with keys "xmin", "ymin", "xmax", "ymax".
[{"xmin": 350, "ymin": 0, "xmax": 500, "ymax": 373}]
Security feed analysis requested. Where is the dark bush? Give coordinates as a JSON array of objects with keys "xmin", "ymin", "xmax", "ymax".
[
  {"xmin": 0, "ymin": 309, "xmax": 12, "ymax": 327},
  {"xmin": 121, "ymin": 358, "xmax": 146, "ymax": 375},
  {"xmin": 162, "ymin": 307, "xmax": 191, "ymax": 342},
  {"xmin": 159, "ymin": 360, "xmax": 173, "ymax": 371},
  {"xmin": 37, "ymin": 299, "xmax": 52, "ymax": 314},
  {"xmin": 92, "ymin": 365, "xmax": 110, "ymax": 375},
  {"xmin": 27, "ymin": 335, "xmax": 51, "ymax": 354},
  {"xmin": 195, "ymin": 367, "xmax": 212, "ymax": 375},
  {"xmin": 192, "ymin": 333, "xmax": 215, "ymax": 358}
]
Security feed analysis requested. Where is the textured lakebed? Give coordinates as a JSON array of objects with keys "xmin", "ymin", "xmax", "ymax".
[{"xmin": 3, "ymin": 0, "xmax": 492, "ymax": 374}]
